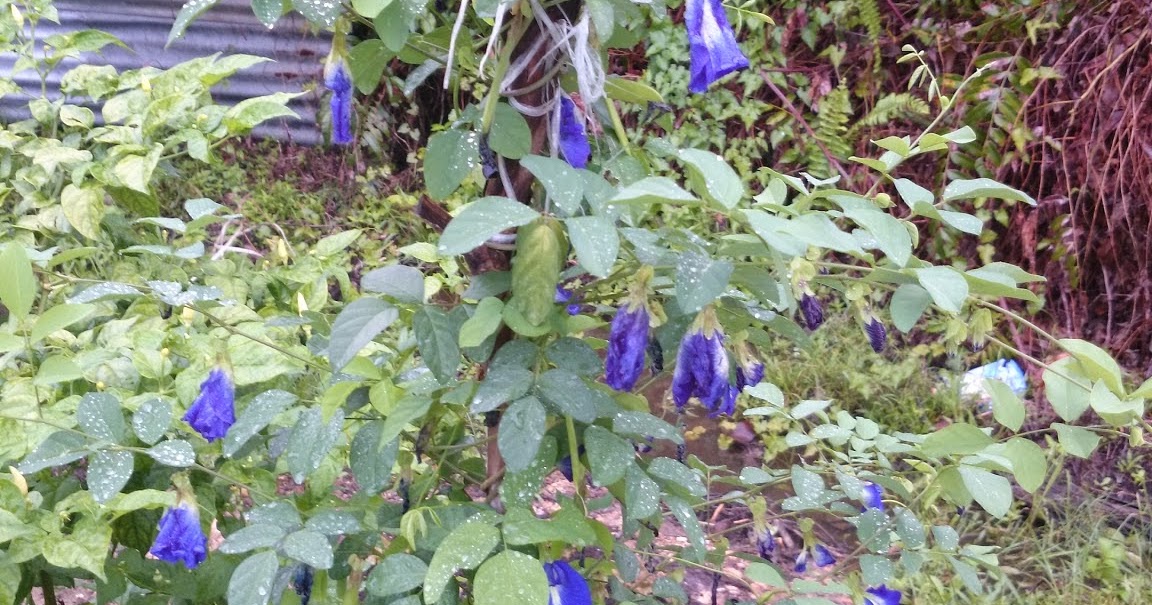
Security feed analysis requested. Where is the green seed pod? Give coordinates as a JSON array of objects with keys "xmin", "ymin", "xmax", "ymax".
[{"xmin": 509, "ymin": 217, "xmax": 566, "ymax": 326}]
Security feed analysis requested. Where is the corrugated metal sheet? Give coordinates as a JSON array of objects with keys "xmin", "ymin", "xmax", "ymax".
[{"xmin": 2, "ymin": 0, "xmax": 330, "ymax": 144}]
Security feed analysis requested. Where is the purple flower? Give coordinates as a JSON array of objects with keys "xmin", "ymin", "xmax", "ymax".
[
  {"xmin": 812, "ymin": 544, "xmax": 836, "ymax": 567},
  {"xmin": 755, "ymin": 529, "xmax": 775, "ymax": 559},
  {"xmin": 293, "ymin": 565, "xmax": 314, "ymax": 605},
  {"xmin": 324, "ymin": 56, "xmax": 353, "ymax": 145},
  {"xmin": 558, "ymin": 95, "xmax": 591, "ymax": 169},
  {"xmin": 671, "ymin": 315, "xmax": 730, "ymax": 414},
  {"xmin": 793, "ymin": 549, "xmax": 809, "ymax": 573},
  {"xmin": 544, "ymin": 559, "xmax": 592, "ymax": 605},
  {"xmin": 734, "ymin": 350, "xmax": 764, "ymax": 392},
  {"xmin": 862, "ymin": 481, "xmax": 884, "ymax": 511},
  {"xmin": 685, "ymin": 0, "xmax": 750, "ymax": 93},
  {"xmin": 715, "ymin": 384, "xmax": 738, "ymax": 417},
  {"xmin": 606, "ymin": 303, "xmax": 650, "ymax": 391},
  {"xmin": 865, "ymin": 585, "xmax": 903, "ymax": 605},
  {"xmin": 183, "ymin": 368, "xmax": 235, "ymax": 442},
  {"xmin": 866, "ymin": 317, "xmax": 887, "ymax": 353},
  {"xmin": 555, "ymin": 285, "xmax": 581, "ymax": 315},
  {"xmin": 149, "ymin": 503, "xmax": 208, "ymax": 569},
  {"xmin": 800, "ymin": 294, "xmax": 824, "ymax": 330}
]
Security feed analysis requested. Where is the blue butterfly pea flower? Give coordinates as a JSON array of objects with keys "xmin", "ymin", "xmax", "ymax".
[
  {"xmin": 685, "ymin": 0, "xmax": 750, "ymax": 93},
  {"xmin": 734, "ymin": 344, "xmax": 764, "ymax": 391},
  {"xmin": 558, "ymin": 95, "xmax": 591, "ymax": 169},
  {"xmin": 671, "ymin": 313, "xmax": 730, "ymax": 414},
  {"xmin": 862, "ymin": 481, "xmax": 884, "ymax": 511},
  {"xmin": 324, "ymin": 56, "xmax": 354, "ymax": 145},
  {"xmin": 865, "ymin": 316, "xmax": 887, "ymax": 353},
  {"xmin": 865, "ymin": 585, "xmax": 903, "ymax": 605},
  {"xmin": 800, "ymin": 293, "xmax": 824, "ymax": 330},
  {"xmin": 293, "ymin": 565, "xmax": 314, "ymax": 605},
  {"xmin": 183, "ymin": 368, "xmax": 235, "ymax": 442},
  {"xmin": 812, "ymin": 544, "xmax": 836, "ymax": 567},
  {"xmin": 544, "ymin": 559, "xmax": 592, "ymax": 605},
  {"xmin": 149, "ymin": 503, "xmax": 208, "ymax": 569},
  {"xmin": 755, "ymin": 528, "xmax": 775, "ymax": 559},
  {"xmin": 606, "ymin": 303, "xmax": 650, "ymax": 391},
  {"xmin": 793, "ymin": 549, "xmax": 809, "ymax": 573},
  {"xmin": 554, "ymin": 285, "xmax": 582, "ymax": 315}
]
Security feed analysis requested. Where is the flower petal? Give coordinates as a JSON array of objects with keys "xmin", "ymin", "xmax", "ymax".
[
  {"xmin": 183, "ymin": 368, "xmax": 235, "ymax": 442},
  {"xmin": 605, "ymin": 305, "xmax": 649, "ymax": 391},
  {"xmin": 543, "ymin": 560, "xmax": 592, "ymax": 605},
  {"xmin": 149, "ymin": 504, "xmax": 208, "ymax": 569},
  {"xmin": 558, "ymin": 95, "xmax": 591, "ymax": 169},
  {"xmin": 685, "ymin": 0, "xmax": 750, "ymax": 93},
  {"xmin": 865, "ymin": 585, "xmax": 903, "ymax": 605}
]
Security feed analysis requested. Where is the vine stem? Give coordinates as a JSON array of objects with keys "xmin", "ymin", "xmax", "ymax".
[{"xmin": 188, "ymin": 305, "xmax": 327, "ymax": 372}]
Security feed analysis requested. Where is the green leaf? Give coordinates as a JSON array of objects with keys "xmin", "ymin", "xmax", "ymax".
[
  {"xmin": 42, "ymin": 518, "xmax": 111, "ymax": 579},
  {"xmin": 985, "ymin": 379, "xmax": 1025, "ymax": 432},
  {"xmin": 0, "ymin": 243, "xmax": 36, "ymax": 321},
  {"xmin": 675, "ymin": 252, "xmax": 733, "ymax": 313},
  {"xmin": 842, "ymin": 207, "xmax": 912, "ymax": 268},
  {"xmin": 474, "ymin": 551, "xmax": 549, "ymax": 605},
  {"xmin": 666, "ymin": 496, "xmax": 706, "ymax": 559},
  {"xmin": 61, "ymin": 184, "xmax": 105, "ymax": 240},
  {"xmin": 502, "ymin": 504, "xmax": 598, "ymax": 546},
  {"xmin": 423, "ymin": 522, "xmax": 500, "ymax": 603},
  {"xmin": 958, "ymin": 465, "xmax": 1012, "ymax": 517},
  {"xmin": 367, "ymin": 553, "xmax": 426, "ymax": 597},
  {"xmin": 585, "ymin": 425, "xmax": 634, "ymax": 486},
  {"xmin": 328, "ymin": 298, "xmax": 399, "ymax": 371},
  {"xmin": 348, "ymin": 39, "xmax": 394, "ymax": 94},
  {"xmin": 34, "ymin": 355, "xmax": 83, "ymax": 385},
  {"xmin": 488, "ymin": 103, "xmax": 531, "ymax": 160},
  {"xmin": 894, "ymin": 508, "xmax": 926, "ymax": 548},
  {"xmin": 414, "ymin": 306, "xmax": 463, "ymax": 382},
  {"xmin": 168, "ymin": 0, "xmax": 222, "ymax": 46},
  {"xmin": 282, "ymin": 529, "xmax": 333, "ymax": 569},
  {"xmin": 251, "ymin": 0, "xmax": 285, "ymax": 25},
  {"xmin": 744, "ymin": 562, "xmax": 786, "ymax": 588},
  {"xmin": 890, "ymin": 284, "xmax": 931, "ymax": 333},
  {"xmin": 87, "ymin": 450, "xmax": 133, "ymax": 503},
  {"xmin": 677, "ymin": 148, "xmax": 744, "ymax": 209},
  {"xmin": 147, "ymin": 440, "xmax": 195, "ymax": 467},
  {"xmin": 612, "ymin": 411, "xmax": 683, "ymax": 444},
  {"xmin": 227, "ymin": 551, "xmax": 279, "ymax": 605},
  {"xmin": 860, "ymin": 554, "xmax": 894, "ymax": 586},
  {"xmin": 604, "ymin": 75, "xmax": 664, "ymax": 104},
  {"xmin": 1059, "ymin": 338, "xmax": 1124, "ymax": 395},
  {"xmin": 471, "ymin": 365, "xmax": 534, "ymax": 414},
  {"xmin": 647, "ymin": 457, "xmax": 707, "ymax": 498},
  {"xmin": 425, "ymin": 129, "xmax": 480, "ymax": 200},
  {"xmin": 1088, "ymin": 380, "xmax": 1143, "ymax": 423},
  {"xmin": 919, "ymin": 423, "xmax": 994, "ymax": 458},
  {"xmin": 361, "ymin": 265, "xmax": 425, "ymax": 303},
  {"xmin": 220, "ymin": 524, "xmax": 286, "ymax": 554},
  {"xmin": 132, "ymin": 399, "xmax": 173, "ymax": 445},
  {"xmin": 224, "ymin": 390, "xmax": 297, "ymax": 457},
  {"xmin": 17, "ymin": 431, "xmax": 89, "ymax": 473},
  {"xmin": 520, "ymin": 155, "xmax": 584, "ymax": 216},
  {"xmin": 1051, "ymin": 423, "xmax": 1101, "ymax": 459},
  {"xmin": 508, "ymin": 218, "xmax": 564, "ymax": 326},
  {"xmin": 439, "ymin": 196, "xmax": 539, "ymax": 255},
  {"xmin": 112, "ymin": 145, "xmax": 162, "ymax": 193},
  {"xmin": 624, "ymin": 465, "xmax": 660, "ymax": 520},
  {"xmin": 537, "ymin": 369, "xmax": 602, "ymax": 423},
  {"xmin": 353, "ymin": 0, "xmax": 393, "ymax": 17},
  {"xmin": 501, "ymin": 437, "xmax": 557, "ymax": 509},
  {"xmin": 1004, "ymin": 437, "xmax": 1046, "ymax": 493},
  {"xmin": 379, "ymin": 395, "xmax": 432, "ymax": 446},
  {"xmin": 350, "ymin": 420, "xmax": 399, "ymax": 494},
  {"xmin": 285, "ymin": 407, "xmax": 343, "ymax": 482},
  {"xmin": 459, "ymin": 297, "xmax": 505, "ymax": 348},
  {"xmin": 565, "ymin": 216, "xmax": 619, "ymax": 278},
  {"xmin": 914, "ymin": 267, "xmax": 969, "ymax": 314},
  {"xmin": 610, "ymin": 177, "xmax": 698, "ymax": 206},
  {"xmin": 30, "ymin": 303, "xmax": 95, "ymax": 343},
  {"xmin": 291, "ymin": 0, "xmax": 340, "ymax": 25},
  {"xmin": 499, "ymin": 397, "xmax": 547, "ymax": 473},
  {"xmin": 1043, "ymin": 357, "xmax": 1091, "ymax": 422},
  {"xmin": 545, "ymin": 338, "xmax": 603, "ymax": 378},
  {"xmin": 315, "ymin": 229, "xmax": 362, "ymax": 257},
  {"xmin": 223, "ymin": 92, "xmax": 300, "ymax": 134},
  {"xmin": 78, "ymin": 392, "xmax": 126, "ymax": 443},
  {"xmin": 943, "ymin": 178, "xmax": 1036, "ymax": 205}
]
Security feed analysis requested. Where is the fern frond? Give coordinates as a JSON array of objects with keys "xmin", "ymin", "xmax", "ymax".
[
  {"xmin": 809, "ymin": 84, "xmax": 853, "ymax": 174},
  {"xmin": 852, "ymin": 0, "xmax": 883, "ymax": 43},
  {"xmin": 848, "ymin": 93, "xmax": 930, "ymax": 137}
]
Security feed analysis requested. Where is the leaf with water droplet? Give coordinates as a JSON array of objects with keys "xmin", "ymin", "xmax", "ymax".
[
  {"xmin": 87, "ymin": 450, "xmax": 133, "ymax": 503},
  {"xmin": 423, "ymin": 521, "xmax": 500, "ymax": 603},
  {"xmin": 148, "ymin": 440, "xmax": 195, "ymax": 467},
  {"xmin": 678, "ymin": 148, "xmax": 744, "ymax": 209},
  {"xmin": 78, "ymin": 392, "xmax": 126, "ymax": 443},
  {"xmin": 425, "ymin": 129, "xmax": 481, "ymax": 200},
  {"xmin": 132, "ymin": 398, "xmax": 172, "ymax": 445},
  {"xmin": 675, "ymin": 252, "xmax": 732, "ymax": 313},
  {"xmin": 227, "ymin": 550, "xmax": 279, "ymax": 605},
  {"xmin": 473, "ymin": 550, "xmax": 549, "ymax": 605},
  {"xmin": 282, "ymin": 529, "xmax": 334, "ymax": 569}
]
